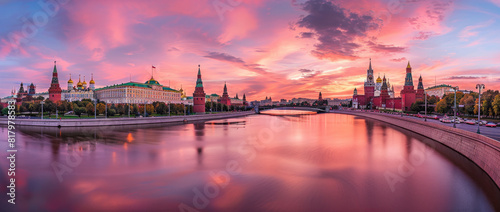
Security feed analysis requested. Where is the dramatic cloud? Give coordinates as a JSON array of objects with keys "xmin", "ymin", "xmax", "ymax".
[
  {"xmin": 367, "ymin": 41, "xmax": 406, "ymax": 53},
  {"xmin": 445, "ymin": 76, "xmax": 487, "ymax": 80},
  {"xmin": 391, "ymin": 57, "xmax": 407, "ymax": 62},
  {"xmin": 0, "ymin": 0, "xmax": 499, "ymax": 100},
  {"xmin": 204, "ymin": 51, "xmax": 267, "ymax": 75},
  {"xmin": 295, "ymin": 0, "xmax": 379, "ymax": 60}
]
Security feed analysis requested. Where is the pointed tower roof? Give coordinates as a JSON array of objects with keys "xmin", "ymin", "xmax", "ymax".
[
  {"xmin": 223, "ymin": 81, "xmax": 228, "ymax": 93},
  {"xmin": 369, "ymin": 58, "xmax": 372, "ymax": 70},
  {"xmin": 196, "ymin": 65, "xmax": 203, "ymax": 88},
  {"xmin": 407, "ymin": 61, "xmax": 411, "ymax": 69},
  {"xmin": 53, "ymin": 61, "xmax": 57, "ymax": 73},
  {"xmin": 417, "ymin": 74, "xmax": 424, "ymax": 90}
]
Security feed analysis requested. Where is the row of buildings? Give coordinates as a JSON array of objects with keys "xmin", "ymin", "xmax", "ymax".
[
  {"xmin": 2, "ymin": 62, "xmax": 248, "ymax": 110},
  {"xmin": 352, "ymin": 59, "xmax": 471, "ymax": 111}
]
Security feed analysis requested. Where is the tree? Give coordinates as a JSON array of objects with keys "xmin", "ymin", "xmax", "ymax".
[
  {"xmin": 155, "ymin": 102, "xmax": 167, "ymax": 114},
  {"xmin": 108, "ymin": 108, "xmax": 116, "ymax": 116},
  {"xmin": 411, "ymin": 100, "xmax": 424, "ymax": 113},
  {"xmin": 28, "ymin": 103, "xmax": 35, "ymax": 115},
  {"xmin": 146, "ymin": 104, "xmax": 154, "ymax": 115},
  {"xmin": 36, "ymin": 96, "xmax": 44, "ymax": 101},
  {"xmin": 116, "ymin": 104, "xmax": 125, "ymax": 116},
  {"xmin": 132, "ymin": 104, "xmax": 139, "ymax": 115},
  {"xmin": 459, "ymin": 94, "xmax": 475, "ymax": 115},
  {"xmin": 44, "ymin": 100, "xmax": 55, "ymax": 116},
  {"xmin": 493, "ymin": 94, "xmax": 500, "ymax": 117},
  {"xmin": 2, "ymin": 107, "xmax": 8, "ymax": 115},
  {"xmin": 435, "ymin": 99, "xmax": 448, "ymax": 114},
  {"xmin": 86, "ymin": 102, "xmax": 95, "ymax": 117},
  {"xmin": 74, "ymin": 107, "xmax": 86, "ymax": 117},
  {"xmin": 97, "ymin": 103, "xmax": 105, "ymax": 115}
]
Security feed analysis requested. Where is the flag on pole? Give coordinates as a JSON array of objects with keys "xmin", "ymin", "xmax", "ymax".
[{"xmin": 152, "ymin": 65, "xmax": 156, "ymax": 69}]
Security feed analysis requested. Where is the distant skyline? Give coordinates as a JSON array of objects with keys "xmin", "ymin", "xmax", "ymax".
[{"xmin": 1, "ymin": 0, "xmax": 500, "ymax": 101}]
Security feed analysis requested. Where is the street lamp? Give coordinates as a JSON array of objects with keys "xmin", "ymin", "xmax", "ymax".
[
  {"xmin": 40, "ymin": 101, "xmax": 45, "ymax": 119},
  {"xmin": 94, "ymin": 100, "xmax": 97, "ymax": 119},
  {"xmin": 453, "ymin": 86, "xmax": 459, "ymax": 128},
  {"xmin": 476, "ymin": 84, "xmax": 485, "ymax": 134},
  {"xmin": 424, "ymin": 91, "xmax": 427, "ymax": 122}
]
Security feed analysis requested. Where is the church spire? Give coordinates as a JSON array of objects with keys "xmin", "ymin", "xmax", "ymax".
[{"xmin": 407, "ymin": 61, "xmax": 411, "ymax": 69}]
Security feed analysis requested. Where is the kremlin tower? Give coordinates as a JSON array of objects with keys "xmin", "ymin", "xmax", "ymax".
[
  {"xmin": 364, "ymin": 58, "xmax": 375, "ymax": 107},
  {"xmin": 400, "ymin": 61, "xmax": 416, "ymax": 111},
  {"xmin": 193, "ymin": 65, "xmax": 206, "ymax": 114},
  {"xmin": 318, "ymin": 92, "xmax": 323, "ymax": 101},
  {"xmin": 416, "ymin": 75, "xmax": 425, "ymax": 101},
  {"xmin": 220, "ymin": 82, "xmax": 231, "ymax": 106},
  {"xmin": 48, "ymin": 61, "xmax": 62, "ymax": 102}
]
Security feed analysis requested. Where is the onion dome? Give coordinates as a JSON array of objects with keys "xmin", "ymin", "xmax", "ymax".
[
  {"xmin": 68, "ymin": 74, "xmax": 73, "ymax": 84},
  {"xmin": 82, "ymin": 76, "xmax": 87, "ymax": 86},
  {"xmin": 376, "ymin": 74, "xmax": 382, "ymax": 83},
  {"xmin": 77, "ymin": 75, "xmax": 83, "ymax": 87},
  {"xmin": 89, "ymin": 73, "xmax": 95, "ymax": 84}
]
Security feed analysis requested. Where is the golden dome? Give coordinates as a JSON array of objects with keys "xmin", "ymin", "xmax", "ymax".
[
  {"xmin": 77, "ymin": 75, "xmax": 83, "ymax": 87},
  {"xmin": 82, "ymin": 76, "xmax": 87, "ymax": 85},
  {"xmin": 68, "ymin": 74, "xmax": 73, "ymax": 84},
  {"xmin": 89, "ymin": 73, "xmax": 95, "ymax": 84},
  {"xmin": 376, "ymin": 75, "xmax": 382, "ymax": 83}
]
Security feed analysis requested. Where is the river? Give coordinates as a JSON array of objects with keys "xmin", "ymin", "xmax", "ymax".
[{"xmin": 1, "ymin": 112, "xmax": 499, "ymax": 211}]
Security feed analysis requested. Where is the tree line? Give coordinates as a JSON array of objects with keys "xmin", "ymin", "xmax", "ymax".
[
  {"xmin": 410, "ymin": 90, "xmax": 500, "ymax": 118},
  {"xmin": 1, "ymin": 98, "xmax": 251, "ymax": 118}
]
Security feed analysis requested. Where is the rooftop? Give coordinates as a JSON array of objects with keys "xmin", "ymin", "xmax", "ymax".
[{"xmin": 95, "ymin": 81, "xmax": 180, "ymax": 92}]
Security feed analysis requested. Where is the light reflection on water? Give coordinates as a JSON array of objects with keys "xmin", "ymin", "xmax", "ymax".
[{"xmin": 0, "ymin": 112, "xmax": 499, "ymax": 212}]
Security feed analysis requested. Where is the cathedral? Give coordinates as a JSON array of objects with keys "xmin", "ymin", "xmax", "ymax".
[{"xmin": 63, "ymin": 73, "xmax": 96, "ymax": 102}]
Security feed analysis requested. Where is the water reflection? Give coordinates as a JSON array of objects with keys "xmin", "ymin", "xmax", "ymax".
[{"xmin": 0, "ymin": 113, "xmax": 499, "ymax": 211}]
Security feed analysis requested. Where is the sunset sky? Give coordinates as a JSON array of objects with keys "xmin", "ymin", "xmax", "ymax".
[{"xmin": 1, "ymin": 0, "xmax": 500, "ymax": 101}]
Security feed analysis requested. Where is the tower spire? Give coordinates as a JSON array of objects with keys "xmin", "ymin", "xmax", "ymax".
[{"xmin": 369, "ymin": 58, "xmax": 372, "ymax": 70}]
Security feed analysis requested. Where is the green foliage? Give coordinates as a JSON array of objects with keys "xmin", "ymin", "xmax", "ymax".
[
  {"xmin": 86, "ymin": 102, "xmax": 95, "ymax": 116},
  {"xmin": 107, "ymin": 108, "xmax": 116, "ymax": 116},
  {"xmin": 493, "ymin": 94, "xmax": 500, "ymax": 117},
  {"xmin": 435, "ymin": 99, "xmax": 448, "ymax": 114},
  {"xmin": 1, "ymin": 107, "xmax": 8, "ymax": 115},
  {"xmin": 74, "ymin": 107, "xmax": 86, "ymax": 117}
]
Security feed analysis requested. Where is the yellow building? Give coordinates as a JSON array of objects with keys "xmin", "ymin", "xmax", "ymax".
[{"xmin": 95, "ymin": 76, "xmax": 182, "ymax": 104}]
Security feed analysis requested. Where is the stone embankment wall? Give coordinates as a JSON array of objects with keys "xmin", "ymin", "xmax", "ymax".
[
  {"xmin": 1, "ymin": 111, "xmax": 255, "ymax": 127},
  {"xmin": 333, "ymin": 110, "xmax": 500, "ymax": 188}
]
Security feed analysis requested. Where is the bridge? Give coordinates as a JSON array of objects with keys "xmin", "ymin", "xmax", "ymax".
[{"xmin": 256, "ymin": 106, "xmax": 327, "ymax": 113}]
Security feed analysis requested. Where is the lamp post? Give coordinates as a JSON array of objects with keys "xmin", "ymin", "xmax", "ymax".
[
  {"xmin": 105, "ymin": 102, "xmax": 108, "ymax": 119},
  {"xmin": 453, "ymin": 86, "xmax": 459, "ymax": 128},
  {"xmin": 40, "ymin": 101, "xmax": 45, "ymax": 119},
  {"xmin": 424, "ymin": 91, "xmax": 427, "ymax": 122},
  {"xmin": 144, "ymin": 102, "xmax": 147, "ymax": 117},
  {"xmin": 476, "ymin": 84, "xmax": 485, "ymax": 134},
  {"xmin": 94, "ymin": 100, "xmax": 97, "ymax": 119},
  {"xmin": 128, "ymin": 103, "xmax": 130, "ymax": 118},
  {"xmin": 168, "ymin": 102, "xmax": 171, "ymax": 116}
]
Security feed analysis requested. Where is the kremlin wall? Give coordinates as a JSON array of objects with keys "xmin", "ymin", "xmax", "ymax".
[
  {"xmin": 1, "ymin": 62, "xmax": 248, "ymax": 111},
  {"xmin": 353, "ymin": 60, "xmax": 426, "ymax": 111}
]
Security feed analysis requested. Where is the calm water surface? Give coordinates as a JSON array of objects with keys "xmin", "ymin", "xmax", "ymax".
[{"xmin": 1, "ymin": 113, "xmax": 499, "ymax": 211}]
